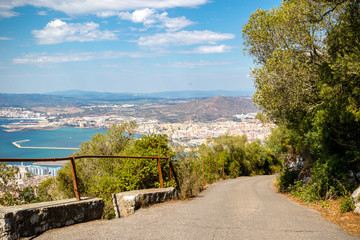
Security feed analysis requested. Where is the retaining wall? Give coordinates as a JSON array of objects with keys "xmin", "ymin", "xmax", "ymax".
[
  {"xmin": 112, "ymin": 187, "xmax": 177, "ymax": 218},
  {"xmin": 0, "ymin": 197, "xmax": 104, "ymax": 240}
]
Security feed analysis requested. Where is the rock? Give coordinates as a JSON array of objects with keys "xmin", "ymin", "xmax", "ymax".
[{"xmin": 351, "ymin": 185, "xmax": 360, "ymax": 214}]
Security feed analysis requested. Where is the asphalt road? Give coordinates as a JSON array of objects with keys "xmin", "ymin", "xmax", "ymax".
[{"xmin": 33, "ymin": 175, "xmax": 356, "ymax": 240}]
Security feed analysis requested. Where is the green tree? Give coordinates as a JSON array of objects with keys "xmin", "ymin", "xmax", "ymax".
[
  {"xmin": 0, "ymin": 163, "xmax": 19, "ymax": 206},
  {"xmin": 0, "ymin": 163, "xmax": 39, "ymax": 205},
  {"xmin": 39, "ymin": 123, "xmax": 175, "ymax": 218},
  {"xmin": 243, "ymin": 0, "xmax": 360, "ymax": 199}
]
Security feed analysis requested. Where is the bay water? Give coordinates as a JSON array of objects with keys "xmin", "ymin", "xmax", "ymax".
[{"xmin": 0, "ymin": 119, "xmax": 107, "ymax": 166}]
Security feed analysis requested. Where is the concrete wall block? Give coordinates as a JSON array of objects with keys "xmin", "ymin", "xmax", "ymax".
[
  {"xmin": 0, "ymin": 197, "xmax": 104, "ymax": 240},
  {"xmin": 112, "ymin": 187, "xmax": 177, "ymax": 218}
]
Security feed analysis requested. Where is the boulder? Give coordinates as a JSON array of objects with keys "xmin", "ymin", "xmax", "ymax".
[{"xmin": 351, "ymin": 185, "xmax": 360, "ymax": 214}]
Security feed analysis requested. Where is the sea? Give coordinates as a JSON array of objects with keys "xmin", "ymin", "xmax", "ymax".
[{"xmin": 0, "ymin": 118, "xmax": 107, "ymax": 167}]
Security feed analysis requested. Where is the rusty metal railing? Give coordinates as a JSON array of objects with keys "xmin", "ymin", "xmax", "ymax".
[{"xmin": 0, "ymin": 155, "xmax": 180, "ymax": 201}]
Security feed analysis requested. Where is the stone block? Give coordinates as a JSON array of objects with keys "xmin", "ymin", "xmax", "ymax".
[
  {"xmin": 112, "ymin": 187, "xmax": 177, "ymax": 218},
  {"xmin": 0, "ymin": 197, "xmax": 104, "ymax": 240}
]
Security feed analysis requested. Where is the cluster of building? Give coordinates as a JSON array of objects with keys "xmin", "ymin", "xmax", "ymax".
[
  {"xmin": 1, "ymin": 107, "xmax": 275, "ymax": 148},
  {"xmin": 136, "ymin": 117, "xmax": 275, "ymax": 149},
  {"xmin": 0, "ymin": 107, "xmax": 45, "ymax": 118},
  {"xmin": 10, "ymin": 164, "xmax": 61, "ymax": 189}
]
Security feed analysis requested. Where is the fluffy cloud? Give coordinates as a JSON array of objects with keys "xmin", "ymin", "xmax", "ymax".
[
  {"xmin": 13, "ymin": 51, "xmax": 156, "ymax": 64},
  {"xmin": 138, "ymin": 30, "xmax": 235, "ymax": 47},
  {"xmin": 0, "ymin": 0, "xmax": 208, "ymax": 18},
  {"xmin": 192, "ymin": 44, "xmax": 232, "ymax": 54},
  {"xmin": 32, "ymin": 19, "xmax": 117, "ymax": 44},
  {"xmin": 116, "ymin": 8, "xmax": 193, "ymax": 32}
]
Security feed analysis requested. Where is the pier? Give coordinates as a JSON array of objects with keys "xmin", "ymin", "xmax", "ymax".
[{"xmin": 12, "ymin": 139, "xmax": 80, "ymax": 150}]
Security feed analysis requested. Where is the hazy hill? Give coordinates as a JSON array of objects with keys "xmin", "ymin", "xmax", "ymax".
[
  {"xmin": 47, "ymin": 90, "xmax": 253, "ymax": 101},
  {"xmin": 139, "ymin": 96, "xmax": 258, "ymax": 122},
  {"xmin": 0, "ymin": 93, "xmax": 86, "ymax": 107}
]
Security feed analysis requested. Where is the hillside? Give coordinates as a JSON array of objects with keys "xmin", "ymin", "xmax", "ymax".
[
  {"xmin": 0, "ymin": 93, "xmax": 86, "ymax": 107},
  {"xmin": 138, "ymin": 96, "xmax": 258, "ymax": 122}
]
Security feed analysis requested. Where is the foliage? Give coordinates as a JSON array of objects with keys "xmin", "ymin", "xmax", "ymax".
[
  {"xmin": 38, "ymin": 122, "xmax": 176, "ymax": 218},
  {"xmin": 0, "ymin": 162, "xmax": 39, "ymax": 206},
  {"xmin": 340, "ymin": 196, "xmax": 355, "ymax": 213},
  {"xmin": 174, "ymin": 150, "xmax": 203, "ymax": 199},
  {"xmin": 197, "ymin": 134, "xmax": 281, "ymax": 183},
  {"xmin": 277, "ymin": 168, "xmax": 299, "ymax": 192},
  {"xmin": 243, "ymin": 0, "xmax": 360, "ymax": 204}
]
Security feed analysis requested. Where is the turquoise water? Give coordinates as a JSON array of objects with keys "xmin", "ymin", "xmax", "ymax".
[{"xmin": 0, "ymin": 119, "xmax": 107, "ymax": 162}]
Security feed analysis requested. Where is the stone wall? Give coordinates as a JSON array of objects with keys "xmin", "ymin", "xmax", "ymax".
[
  {"xmin": 112, "ymin": 187, "xmax": 177, "ymax": 218},
  {"xmin": 0, "ymin": 197, "xmax": 104, "ymax": 240}
]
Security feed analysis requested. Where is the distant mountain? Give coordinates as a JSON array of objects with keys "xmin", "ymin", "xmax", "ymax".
[
  {"xmin": 138, "ymin": 95, "xmax": 258, "ymax": 122},
  {"xmin": 0, "ymin": 90, "xmax": 255, "ymax": 109},
  {"xmin": 0, "ymin": 93, "xmax": 86, "ymax": 107},
  {"xmin": 47, "ymin": 90, "xmax": 253, "ymax": 101},
  {"xmin": 47, "ymin": 90, "xmax": 141, "ymax": 101},
  {"xmin": 141, "ymin": 90, "xmax": 254, "ymax": 99}
]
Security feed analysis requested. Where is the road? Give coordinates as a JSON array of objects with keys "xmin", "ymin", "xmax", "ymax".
[{"xmin": 33, "ymin": 175, "xmax": 356, "ymax": 240}]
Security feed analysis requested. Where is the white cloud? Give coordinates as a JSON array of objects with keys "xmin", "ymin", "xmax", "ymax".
[
  {"xmin": 160, "ymin": 14, "xmax": 193, "ymax": 32},
  {"xmin": 31, "ymin": 19, "xmax": 117, "ymax": 44},
  {"xmin": 37, "ymin": 11, "xmax": 48, "ymax": 16},
  {"xmin": 119, "ymin": 8, "xmax": 157, "ymax": 24},
  {"xmin": 169, "ymin": 60, "xmax": 232, "ymax": 68},
  {"xmin": 13, "ymin": 52, "xmax": 95, "ymax": 64},
  {"xmin": 138, "ymin": 30, "xmax": 235, "ymax": 47},
  {"xmin": 13, "ymin": 51, "xmax": 158, "ymax": 64},
  {"xmin": 192, "ymin": 44, "xmax": 232, "ymax": 54},
  {"xmin": 103, "ymin": 8, "xmax": 194, "ymax": 32},
  {"xmin": 0, "ymin": 0, "xmax": 208, "ymax": 18},
  {"xmin": 0, "ymin": 37, "xmax": 12, "ymax": 40}
]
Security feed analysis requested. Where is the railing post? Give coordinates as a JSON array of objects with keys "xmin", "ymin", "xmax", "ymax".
[
  {"xmin": 70, "ymin": 155, "xmax": 80, "ymax": 200},
  {"xmin": 194, "ymin": 164, "xmax": 197, "ymax": 184},
  {"xmin": 202, "ymin": 160, "xmax": 205, "ymax": 189},
  {"xmin": 157, "ymin": 156, "xmax": 164, "ymax": 188},
  {"xmin": 208, "ymin": 158, "xmax": 211, "ymax": 182},
  {"xmin": 168, "ymin": 156, "xmax": 173, "ymax": 182},
  {"xmin": 216, "ymin": 160, "xmax": 218, "ymax": 181},
  {"xmin": 168, "ymin": 157, "xmax": 180, "ymax": 192},
  {"xmin": 222, "ymin": 160, "xmax": 225, "ymax": 179}
]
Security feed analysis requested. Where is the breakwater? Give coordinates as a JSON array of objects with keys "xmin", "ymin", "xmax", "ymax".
[{"xmin": 12, "ymin": 139, "xmax": 80, "ymax": 150}]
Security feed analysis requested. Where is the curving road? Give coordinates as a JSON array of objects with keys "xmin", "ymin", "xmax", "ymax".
[{"xmin": 33, "ymin": 175, "xmax": 356, "ymax": 240}]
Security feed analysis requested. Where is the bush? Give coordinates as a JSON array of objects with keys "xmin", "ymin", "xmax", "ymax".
[
  {"xmin": 290, "ymin": 181, "xmax": 320, "ymax": 203},
  {"xmin": 340, "ymin": 195, "xmax": 355, "ymax": 213},
  {"xmin": 277, "ymin": 168, "xmax": 299, "ymax": 192}
]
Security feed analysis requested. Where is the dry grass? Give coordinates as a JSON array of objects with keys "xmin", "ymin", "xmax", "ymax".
[{"xmin": 282, "ymin": 193, "xmax": 360, "ymax": 238}]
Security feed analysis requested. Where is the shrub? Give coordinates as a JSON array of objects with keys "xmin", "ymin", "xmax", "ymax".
[
  {"xmin": 340, "ymin": 195, "xmax": 355, "ymax": 213},
  {"xmin": 277, "ymin": 168, "xmax": 299, "ymax": 192}
]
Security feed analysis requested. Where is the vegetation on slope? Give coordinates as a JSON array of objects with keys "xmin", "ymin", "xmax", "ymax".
[
  {"xmin": 242, "ymin": 0, "xmax": 360, "ymax": 209},
  {"xmin": 32, "ymin": 122, "xmax": 282, "ymax": 218}
]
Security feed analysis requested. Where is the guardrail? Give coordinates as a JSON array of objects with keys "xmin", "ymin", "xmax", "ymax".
[{"xmin": 0, "ymin": 155, "xmax": 180, "ymax": 200}]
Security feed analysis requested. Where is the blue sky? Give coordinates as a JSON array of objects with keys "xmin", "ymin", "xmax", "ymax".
[{"xmin": 0, "ymin": 0, "xmax": 280, "ymax": 94}]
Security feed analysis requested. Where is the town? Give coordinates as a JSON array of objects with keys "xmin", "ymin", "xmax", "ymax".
[
  {"xmin": 0, "ymin": 106, "xmax": 275, "ymax": 150},
  {"xmin": 0, "ymin": 104, "xmax": 275, "ymax": 188}
]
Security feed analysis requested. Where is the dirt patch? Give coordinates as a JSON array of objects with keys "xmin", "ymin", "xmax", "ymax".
[{"xmin": 281, "ymin": 193, "xmax": 360, "ymax": 238}]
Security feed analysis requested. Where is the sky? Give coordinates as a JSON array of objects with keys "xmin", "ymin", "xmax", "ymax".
[{"xmin": 0, "ymin": 0, "xmax": 281, "ymax": 94}]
